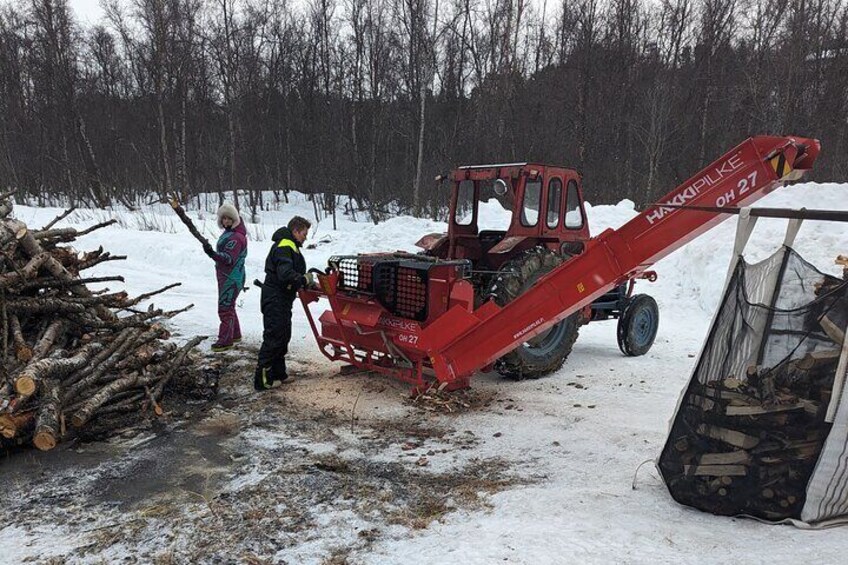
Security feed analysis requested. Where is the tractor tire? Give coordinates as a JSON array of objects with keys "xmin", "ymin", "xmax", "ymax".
[
  {"xmin": 616, "ymin": 294, "xmax": 659, "ymax": 357},
  {"xmin": 486, "ymin": 248, "xmax": 581, "ymax": 379}
]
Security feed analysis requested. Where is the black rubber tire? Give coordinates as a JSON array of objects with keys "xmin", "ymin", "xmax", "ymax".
[
  {"xmin": 486, "ymin": 248, "xmax": 581, "ymax": 379},
  {"xmin": 617, "ymin": 294, "xmax": 659, "ymax": 357}
]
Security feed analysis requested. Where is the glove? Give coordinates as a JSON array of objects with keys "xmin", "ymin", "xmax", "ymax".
[
  {"xmin": 304, "ymin": 272, "xmax": 318, "ymax": 288},
  {"xmin": 202, "ymin": 242, "xmax": 215, "ymax": 258}
]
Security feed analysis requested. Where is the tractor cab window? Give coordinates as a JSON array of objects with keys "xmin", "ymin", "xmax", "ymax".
[
  {"xmin": 565, "ymin": 180, "xmax": 583, "ymax": 229},
  {"xmin": 454, "ymin": 179, "xmax": 475, "ymax": 226},
  {"xmin": 547, "ymin": 178, "xmax": 562, "ymax": 228},
  {"xmin": 521, "ymin": 179, "xmax": 542, "ymax": 227},
  {"xmin": 477, "ymin": 178, "xmax": 513, "ymax": 231},
  {"xmin": 479, "ymin": 178, "xmax": 512, "ymax": 206}
]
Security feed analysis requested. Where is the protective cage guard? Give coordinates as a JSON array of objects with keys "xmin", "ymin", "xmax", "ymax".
[
  {"xmin": 302, "ymin": 136, "xmax": 821, "ymax": 392},
  {"xmin": 328, "ymin": 254, "xmax": 471, "ymax": 322}
]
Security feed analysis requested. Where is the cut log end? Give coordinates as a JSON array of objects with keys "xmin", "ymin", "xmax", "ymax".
[
  {"xmin": 16, "ymin": 346, "xmax": 33, "ymax": 363},
  {"xmin": 33, "ymin": 431, "xmax": 57, "ymax": 451},
  {"xmin": 0, "ymin": 412, "xmax": 34, "ymax": 439},
  {"xmin": 71, "ymin": 413, "xmax": 89, "ymax": 429},
  {"xmin": 15, "ymin": 376, "xmax": 36, "ymax": 397}
]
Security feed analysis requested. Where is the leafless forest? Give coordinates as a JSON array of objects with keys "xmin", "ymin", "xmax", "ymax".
[{"xmin": 0, "ymin": 0, "xmax": 846, "ymax": 220}]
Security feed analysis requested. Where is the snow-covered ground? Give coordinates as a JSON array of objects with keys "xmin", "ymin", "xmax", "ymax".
[{"xmin": 4, "ymin": 182, "xmax": 848, "ymax": 563}]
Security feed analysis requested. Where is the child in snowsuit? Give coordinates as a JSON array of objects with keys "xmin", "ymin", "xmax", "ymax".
[
  {"xmin": 205, "ymin": 203, "xmax": 248, "ymax": 352},
  {"xmin": 254, "ymin": 215, "xmax": 313, "ymax": 390}
]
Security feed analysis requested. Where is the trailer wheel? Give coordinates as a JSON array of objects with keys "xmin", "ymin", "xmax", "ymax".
[
  {"xmin": 486, "ymin": 248, "xmax": 581, "ymax": 379},
  {"xmin": 617, "ymin": 294, "xmax": 659, "ymax": 356}
]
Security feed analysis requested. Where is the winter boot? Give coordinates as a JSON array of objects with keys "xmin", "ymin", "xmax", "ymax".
[
  {"xmin": 211, "ymin": 342, "xmax": 233, "ymax": 353},
  {"xmin": 253, "ymin": 366, "xmax": 273, "ymax": 391},
  {"xmin": 272, "ymin": 358, "xmax": 288, "ymax": 383}
]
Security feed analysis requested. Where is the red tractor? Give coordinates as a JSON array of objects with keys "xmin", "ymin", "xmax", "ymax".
[
  {"xmin": 413, "ymin": 163, "xmax": 659, "ymax": 379},
  {"xmin": 301, "ymin": 136, "xmax": 820, "ymax": 392}
]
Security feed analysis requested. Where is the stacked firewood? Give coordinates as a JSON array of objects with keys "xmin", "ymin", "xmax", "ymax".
[
  {"xmin": 662, "ymin": 259, "xmax": 847, "ymax": 521},
  {"xmin": 0, "ymin": 195, "xmax": 207, "ymax": 451}
]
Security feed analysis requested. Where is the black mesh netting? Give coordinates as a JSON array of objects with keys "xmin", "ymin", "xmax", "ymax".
[{"xmin": 659, "ymin": 248, "xmax": 848, "ymax": 521}]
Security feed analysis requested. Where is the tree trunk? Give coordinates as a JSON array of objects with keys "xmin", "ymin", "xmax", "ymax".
[{"xmin": 413, "ymin": 80, "xmax": 427, "ymax": 216}]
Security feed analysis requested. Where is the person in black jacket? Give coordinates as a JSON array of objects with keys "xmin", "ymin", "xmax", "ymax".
[{"xmin": 254, "ymin": 215, "xmax": 314, "ymax": 390}]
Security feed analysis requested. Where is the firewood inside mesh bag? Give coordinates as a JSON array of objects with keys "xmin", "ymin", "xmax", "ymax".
[{"xmin": 659, "ymin": 250, "xmax": 847, "ymax": 521}]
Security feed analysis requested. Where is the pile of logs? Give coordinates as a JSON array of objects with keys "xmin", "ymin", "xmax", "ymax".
[
  {"xmin": 661, "ymin": 257, "xmax": 848, "ymax": 521},
  {"xmin": 0, "ymin": 195, "xmax": 208, "ymax": 451}
]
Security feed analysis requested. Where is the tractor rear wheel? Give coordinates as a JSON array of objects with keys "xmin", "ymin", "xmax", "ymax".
[
  {"xmin": 486, "ymin": 248, "xmax": 580, "ymax": 379},
  {"xmin": 616, "ymin": 294, "xmax": 659, "ymax": 356}
]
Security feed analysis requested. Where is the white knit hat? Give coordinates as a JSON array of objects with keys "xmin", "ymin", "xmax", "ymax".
[{"xmin": 216, "ymin": 203, "xmax": 241, "ymax": 229}]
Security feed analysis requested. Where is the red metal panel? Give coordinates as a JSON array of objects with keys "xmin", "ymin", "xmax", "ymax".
[
  {"xmin": 448, "ymin": 278, "xmax": 475, "ymax": 312},
  {"xmin": 332, "ymin": 299, "xmax": 383, "ymax": 327}
]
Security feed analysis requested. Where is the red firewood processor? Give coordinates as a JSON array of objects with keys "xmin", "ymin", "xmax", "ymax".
[{"xmin": 300, "ymin": 136, "xmax": 820, "ymax": 393}]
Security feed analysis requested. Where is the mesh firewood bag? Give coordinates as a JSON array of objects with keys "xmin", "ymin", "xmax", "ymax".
[{"xmin": 659, "ymin": 219, "xmax": 848, "ymax": 525}]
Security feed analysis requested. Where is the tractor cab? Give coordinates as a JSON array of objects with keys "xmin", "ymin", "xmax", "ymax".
[
  {"xmin": 416, "ymin": 163, "xmax": 590, "ymax": 270},
  {"xmin": 415, "ymin": 161, "xmax": 659, "ymax": 372}
]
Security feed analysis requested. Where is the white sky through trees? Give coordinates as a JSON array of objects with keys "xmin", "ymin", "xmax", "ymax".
[{"xmin": 68, "ymin": 0, "xmax": 104, "ymax": 24}]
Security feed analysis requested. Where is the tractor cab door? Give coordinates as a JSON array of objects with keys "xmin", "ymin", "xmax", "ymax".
[
  {"xmin": 447, "ymin": 171, "xmax": 517, "ymax": 263},
  {"xmin": 543, "ymin": 169, "xmax": 589, "ymax": 249},
  {"xmin": 502, "ymin": 166, "xmax": 589, "ymax": 258},
  {"xmin": 448, "ymin": 178, "xmax": 482, "ymax": 261},
  {"xmin": 512, "ymin": 167, "xmax": 588, "ymax": 237}
]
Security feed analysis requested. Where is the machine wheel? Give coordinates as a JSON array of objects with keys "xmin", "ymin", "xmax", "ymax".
[
  {"xmin": 486, "ymin": 248, "xmax": 581, "ymax": 379},
  {"xmin": 617, "ymin": 294, "xmax": 659, "ymax": 357}
]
